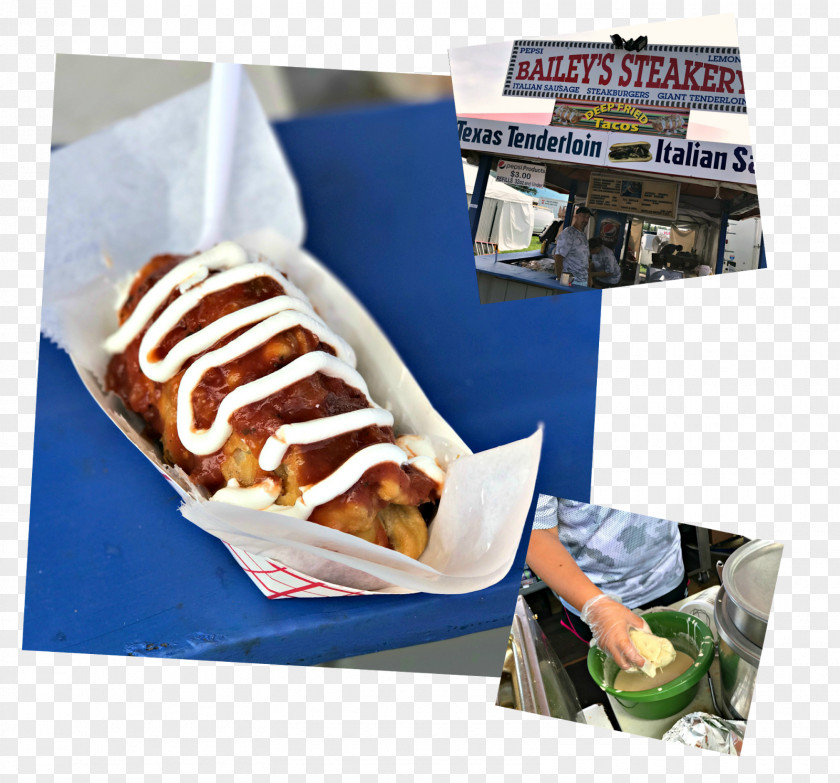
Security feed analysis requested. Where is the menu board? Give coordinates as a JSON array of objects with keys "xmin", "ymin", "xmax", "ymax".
[{"xmin": 586, "ymin": 172, "xmax": 680, "ymax": 220}]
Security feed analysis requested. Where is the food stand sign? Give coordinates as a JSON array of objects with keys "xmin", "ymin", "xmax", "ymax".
[
  {"xmin": 504, "ymin": 41, "xmax": 746, "ymax": 113},
  {"xmin": 495, "ymin": 159, "xmax": 546, "ymax": 188},
  {"xmin": 586, "ymin": 172, "xmax": 680, "ymax": 221},
  {"xmin": 551, "ymin": 98, "xmax": 690, "ymax": 138},
  {"xmin": 603, "ymin": 130, "xmax": 756, "ymax": 183},
  {"xmin": 457, "ymin": 117, "xmax": 757, "ymax": 186}
]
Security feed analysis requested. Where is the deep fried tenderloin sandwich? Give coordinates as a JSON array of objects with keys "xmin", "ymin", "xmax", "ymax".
[
  {"xmin": 607, "ymin": 141, "xmax": 652, "ymax": 162},
  {"xmin": 104, "ymin": 242, "xmax": 444, "ymax": 559}
]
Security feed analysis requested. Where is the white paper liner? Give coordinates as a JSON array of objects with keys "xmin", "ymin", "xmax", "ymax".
[
  {"xmin": 43, "ymin": 77, "xmax": 305, "ymax": 349},
  {"xmin": 41, "ymin": 73, "xmax": 543, "ymax": 596}
]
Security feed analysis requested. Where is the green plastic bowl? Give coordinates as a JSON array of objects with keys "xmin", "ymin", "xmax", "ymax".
[{"xmin": 587, "ymin": 610, "xmax": 715, "ymax": 720}]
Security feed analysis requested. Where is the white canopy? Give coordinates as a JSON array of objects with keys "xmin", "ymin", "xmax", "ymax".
[{"xmin": 463, "ymin": 161, "xmax": 534, "ymax": 252}]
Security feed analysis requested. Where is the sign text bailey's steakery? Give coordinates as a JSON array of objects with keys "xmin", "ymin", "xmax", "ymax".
[{"xmin": 503, "ymin": 41, "xmax": 746, "ymax": 113}]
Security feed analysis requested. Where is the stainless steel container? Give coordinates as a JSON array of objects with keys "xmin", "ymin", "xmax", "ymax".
[
  {"xmin": 721, "ymin": 539, "xmax": 782, "ymax": 646},
  {"xmin": 496, "ymin": 596, "xmax": 584, "ymax": 722},
  {"xmin": 715, "ymin": 587, "xmax": 763, "ymax": 720},
  {"xmin": 714, "ymin": 539, "xmax": 782, "ymax": 720}
]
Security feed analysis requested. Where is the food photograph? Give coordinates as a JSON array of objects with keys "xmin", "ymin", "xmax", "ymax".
[
  {"xmin": 450, "ymin": 17, "xmax": 766, "ymax": 302},
  {"xmin": 23, "ymin": 54, "xmax": 603, "ymax": 671},
  {"xmin": 6, "ymin": 3, "xmax": 836, "ymax": 779},
  {"xmin": 498, "ymin": 496, "xmax": 782, "ymax": 754}
]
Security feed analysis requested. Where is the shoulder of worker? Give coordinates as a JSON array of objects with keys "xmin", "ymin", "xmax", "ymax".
[
  {"xmin": 555, "ymin": 499, "xmax": 601, "ymax": 530},
  {"xmin": 557, "ymin": 225, "xmax": 582, "ymax": 247},
  {"xmin": 532, "ymin": 494, "xmax": 560, "ymax": 529},
  {"xmin": 603, "ymin": 508, "xmax": 680, "ymax": 538}
]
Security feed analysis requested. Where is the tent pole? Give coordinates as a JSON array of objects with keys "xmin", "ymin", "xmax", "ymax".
[
  {"xmin": 468, "ymin": 154, "xmax": 493, "ymax": 242},
  {"xmin": 714, "ymin": 199, "xmax": 730, "ymax": 275},
  {"xmin": 563, "ymin": 179, "xmax": 578, "ymax": 228},
  {"xmin": 620, "ymin": 214, "xmax": 633, "ymax": 264},
  {"xmin": 758, "ymin": 231, "xmax": 767, "ymax": 270},
  {"xmin": 612, "ymin": 214, "xmax": 627, "ymax": 263}
]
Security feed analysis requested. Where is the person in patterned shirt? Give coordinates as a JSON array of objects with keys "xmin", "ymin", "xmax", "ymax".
[
  {"xmin": 553, "ymin": 206, "xmax": 593, "ymax": 284},
  {"xmin": 526, "ymin": 495, "xmax": 688, "ymax": 670},
  {"xmin": 588, "ymin": 237, "xmax": 622, "ymax": 288}
]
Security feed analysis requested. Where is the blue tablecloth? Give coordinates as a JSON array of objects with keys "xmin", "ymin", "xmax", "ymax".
[{"xmin": 23, "ymin": 99, "xmax": 602, "ymax": 667}]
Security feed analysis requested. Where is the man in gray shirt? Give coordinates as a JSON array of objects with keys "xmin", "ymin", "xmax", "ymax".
[{"xmin": 553, "ymin": 206, "xmax": 593, "ymax": 284}]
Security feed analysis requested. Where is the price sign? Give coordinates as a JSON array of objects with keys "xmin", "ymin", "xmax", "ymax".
[{"xmin": 495, "ymin": 159, "xmax": 546, "ymax": 188}]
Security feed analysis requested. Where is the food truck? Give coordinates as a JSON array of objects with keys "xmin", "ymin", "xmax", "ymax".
[{"xmin": 458, "ymin": 39, "xmax": 765, "ymax": 302}]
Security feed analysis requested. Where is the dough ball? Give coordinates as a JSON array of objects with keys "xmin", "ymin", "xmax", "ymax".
[{"xmin": 629, "ymin": 628, "xmax": 676, "ymax": 675}]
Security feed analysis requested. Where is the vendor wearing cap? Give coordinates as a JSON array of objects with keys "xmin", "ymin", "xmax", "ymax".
[{"xmin": 553, "ymin": 206, "xmax": 593, "ymax": 285}]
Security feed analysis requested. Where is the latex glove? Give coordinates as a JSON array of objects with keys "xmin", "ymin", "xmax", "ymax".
[{"xmin": 581, "ymin": 593, "xmax": 651, "ymax": 671}]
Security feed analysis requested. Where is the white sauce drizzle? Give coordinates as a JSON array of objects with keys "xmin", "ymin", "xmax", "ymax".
[
  {"xmin": 140, "ymin": 295, "xmax": 325, "ymax": 383},
  {"xmin": 178, "ymin": 350, "xmax": 374, "ymax": 456},
  {"xmin": 213, "ymin": 478, "xmax": 282, "ymax": 509},
  {"xmin": 104, "ymin": 242, "xmax": 444, "ymax": 518},
  {"xmin": 397, "ymin": 434, "xmax": 447, "ymax": 486},
  {"xmin": 406, "ymin": 456, "xmax": 446, "ymax": 487},
  {"xmin": 295, "ymin": 443, "xmax": 409, "ymax": 512},
  {"xmin": 104, "ymin": 241, "xmax": 249, "ymax": 354},
  {"xmin": 243, "ymin": 443, "xmax": 414, "ymax": 519},
  {"xmin": 259, "ymin": 407, "xmax": 395, "ymax": 471}
]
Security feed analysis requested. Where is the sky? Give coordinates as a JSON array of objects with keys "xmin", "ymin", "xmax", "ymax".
[{"xmin": 448, "ymin": 15, "xmax": 753, "ymax": 145}]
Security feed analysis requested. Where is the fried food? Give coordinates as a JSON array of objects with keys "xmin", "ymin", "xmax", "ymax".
[{"xmin": 104, "ymin": 242, "xmax": 444, "ymax": 558}]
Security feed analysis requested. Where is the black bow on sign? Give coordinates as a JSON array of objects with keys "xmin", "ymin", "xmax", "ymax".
[{"xmin": 610, "ymin": 34, "xmax": 649, "ymax": 52}]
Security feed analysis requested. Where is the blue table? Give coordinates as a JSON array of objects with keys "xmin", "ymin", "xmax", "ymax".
[{"xmin": 23, "ymin": 99, "xmax": 602, "ymax": 668}]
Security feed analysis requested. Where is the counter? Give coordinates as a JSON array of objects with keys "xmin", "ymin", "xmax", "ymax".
[
  {"xmin": 23, "ymin": 99, "xmax": 603, "ymax": 668},
  {"xmin": 475, "ymin": 254, "xmax": 591, "ymax": 303}
]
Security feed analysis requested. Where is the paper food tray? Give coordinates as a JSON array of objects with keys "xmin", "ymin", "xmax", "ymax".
[{"xmin": 41, "ymin": 74, "xmax": 543, "ymax": 597}]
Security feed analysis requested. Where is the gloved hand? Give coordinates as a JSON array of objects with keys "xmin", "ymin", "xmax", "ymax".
[{"xmin": 581, "ymin": 593, "xmax": 652, "ymax": 671}]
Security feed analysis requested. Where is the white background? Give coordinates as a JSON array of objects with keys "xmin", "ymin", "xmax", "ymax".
[{"xmin": 3, "ymin": 1, "xmax": 836, "ymax": 779}]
